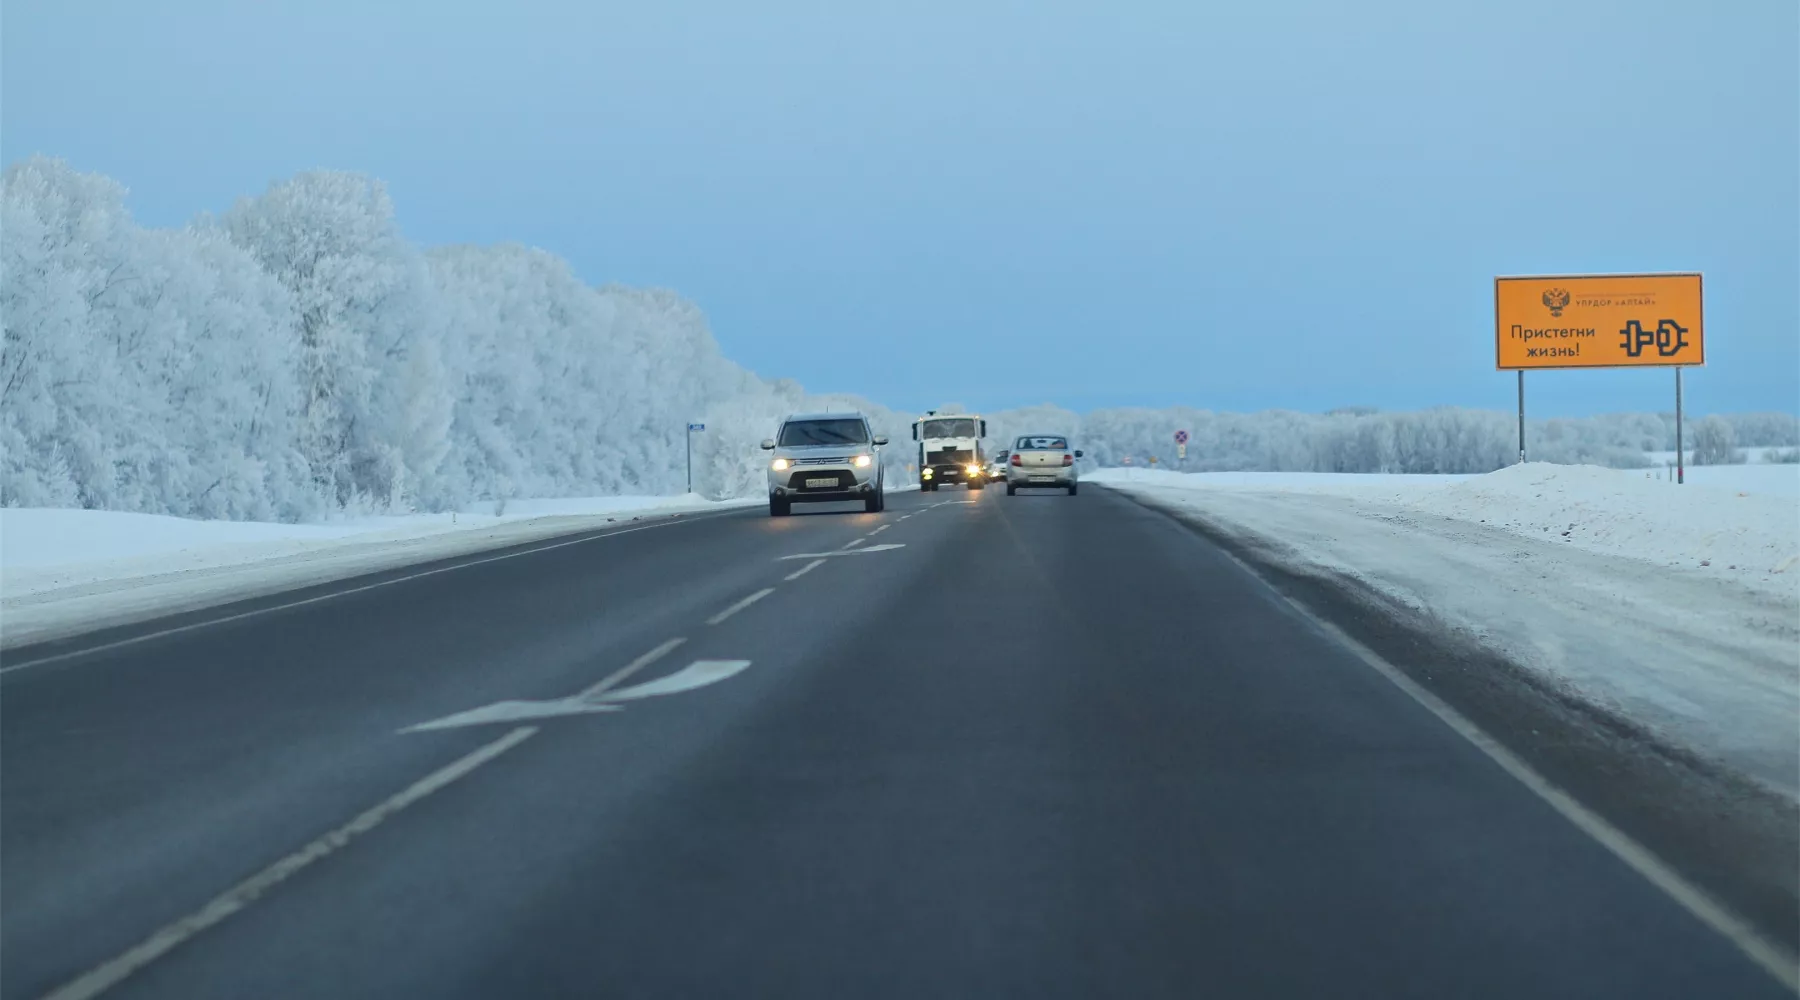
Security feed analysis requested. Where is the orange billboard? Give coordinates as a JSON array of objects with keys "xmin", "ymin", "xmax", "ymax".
[{"xmin": 1495, "ymin": 273, "xmax": 1704, "ymax": 370}]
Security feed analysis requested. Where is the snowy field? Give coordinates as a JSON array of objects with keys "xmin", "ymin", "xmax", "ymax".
[
  {"xmin": 0, "ymin": 495, "xmax": 758, "ymax": 650},
  {"xmin": 1094, "ymin": 463, "xmax": 1800, "ymax": 798}
]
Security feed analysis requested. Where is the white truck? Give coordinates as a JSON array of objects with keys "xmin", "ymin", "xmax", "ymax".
[{"xmin": 911, "ymin": 411, "xmax": 989, "ymax": 491}]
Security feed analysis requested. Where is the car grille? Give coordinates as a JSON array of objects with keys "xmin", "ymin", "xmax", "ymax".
[{"xmin": 795, "ymin": 456, "xmax": 848, "ymax": 466}]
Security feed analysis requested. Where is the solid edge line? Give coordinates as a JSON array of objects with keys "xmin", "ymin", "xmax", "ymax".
[
  {"xmin": 783, "ymin": 559, "xmax": 828, "ymax": 582},
  {"xmin": 2, "ymin": 510, "xmax": 741, "ymax": 676},
  {"xmin": 577, "ymin": 637, "xmax": 687, "ymax": 699},
  {"xmin": 1208, "ymin": 540, "xmax": 1800, "ymax": 994},
  {"xmin": 705, "ymin": 587, "xmax": 776, "ymax": 627},
  {"xmin": 39, "ymin": 725, "xmax": 539, "ymax": 1000}
]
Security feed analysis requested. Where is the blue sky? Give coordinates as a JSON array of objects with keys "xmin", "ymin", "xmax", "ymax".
[{"xmin": 5, "ymin": 0, "xmax": 1795, "ymax": 417}]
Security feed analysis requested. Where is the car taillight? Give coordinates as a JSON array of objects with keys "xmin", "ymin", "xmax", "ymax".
[
  {"xmin": 1010, "ymin": 453, "xmax": 1022, "ymax": 466},
  {"xmin": 1062, "ymin": 454, "xmax": 1074, "ymax": 466}
]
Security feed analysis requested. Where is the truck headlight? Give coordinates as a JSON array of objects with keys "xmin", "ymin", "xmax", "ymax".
[
  {"xmin": 921, "ymin": 468, "xmax": 934, "ymax": 478},
  {"xmin": 771, "ymin": 458, "xmax": 791, "ymax": 471},
  {"xmin": 852, "ymin": 454, "xmax": 872, "ymax": 468},
  {"xmin": 967, "ymin": 464, "xmax": 982, "ymax": 475}
]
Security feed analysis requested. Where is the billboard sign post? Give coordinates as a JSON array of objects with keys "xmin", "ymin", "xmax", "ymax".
[{"xmin": 1495, "ymin": 273, "xmax": 1704, "ymax": 480}]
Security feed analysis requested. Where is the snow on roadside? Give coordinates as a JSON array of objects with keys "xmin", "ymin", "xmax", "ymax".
[
  {"xmin": 0, "ymin": 495, "xmax": 754, "ymax": 650},
  {"xmin": 1095, "ymin": 463, "xmax": 1799, "ymax": 597},
  {"xmin": 1094, "ymin": 464, "xmax": 1800, "ymax": 798}
]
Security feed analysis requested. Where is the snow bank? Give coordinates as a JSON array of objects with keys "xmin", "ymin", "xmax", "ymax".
[
  {"xmin": 1093, "ymin": 463, "xmax": 1799, "ymax": 597},
  {"xmin": 0, "ymin": 495, "xmax": 754, "ymax": 650},
  {"xmin": 1096, "ymin": 465, "xmax": 1800, "ymax": 798},
  {"xmin": 1633, "ymin": 460, "xmax": 1800, "ymax": 496}
]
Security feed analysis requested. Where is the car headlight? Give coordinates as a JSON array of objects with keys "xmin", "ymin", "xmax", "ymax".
[
  {"xmin": 921, "ymin": 468, "xmax": 934, "ymax": 478},
  {"xmin": 967, "ymin": 464, "xmax": 982, "ymax": 475},
  {"xmin": 852, "ymin": 454, "xmax": 872, "ymax": 468},
  {"xmin": 771, "ymin": 458, "xmax": 791, "ymax": 471}
]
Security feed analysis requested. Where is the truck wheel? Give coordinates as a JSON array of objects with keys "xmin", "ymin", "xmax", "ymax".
[{"xmin": 969, "ymin": 478, "xmax": 985, "ymax": 491}]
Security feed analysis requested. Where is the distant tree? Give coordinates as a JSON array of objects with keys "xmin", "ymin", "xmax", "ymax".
[{"xmin": 1690, "ymin": 415, "xmax": 1742, "ymax": 465}]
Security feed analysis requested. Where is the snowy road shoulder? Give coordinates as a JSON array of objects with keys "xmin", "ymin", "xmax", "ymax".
[
  {"xmin": 1095, "ymin": 465, "xmax": 1800, "ymax": 798},
  {"xmin": 0, "ymin": 496, "xmax": 757, "ymax": 651}
]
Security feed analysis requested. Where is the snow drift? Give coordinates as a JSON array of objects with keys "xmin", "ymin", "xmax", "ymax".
[{"xmin": 1095, "ymin": 464, "xmax": 1800, "ymax": 797}]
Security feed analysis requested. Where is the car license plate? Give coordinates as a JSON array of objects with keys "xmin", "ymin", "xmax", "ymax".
[
  {"xmin": 805, "ymin": 477, "xmax": 836, "ymax": 488},
  {"xmin": 1031, "ymin": 476, "xmax": 1055, "ymax": 483}
]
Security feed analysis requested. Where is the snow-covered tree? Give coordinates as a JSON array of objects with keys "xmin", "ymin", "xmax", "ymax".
[{"xmin": 1691, "ymin": 415, "xmax": 1742, "ymax": 466}]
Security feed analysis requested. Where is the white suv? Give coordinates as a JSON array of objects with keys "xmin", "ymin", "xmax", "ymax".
[{"xmin": 761, "ymin": 412, "xmax": 889, "ymax": 516}]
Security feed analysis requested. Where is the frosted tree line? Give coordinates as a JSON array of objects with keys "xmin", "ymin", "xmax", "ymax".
[
  {"xmin": 4, "ymin": 158, "xmax": 1793, "ymax": 521},
  {"xmin": 2, "ymin": 157, "xmax": 907, "ymax": 517}
]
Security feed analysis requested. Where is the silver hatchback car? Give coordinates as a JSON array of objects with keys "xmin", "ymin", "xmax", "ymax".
[
  {"xmin": 1006, "ymin": 434, "xmax": 1082, "ymax": 496},
  {"xmin": 762, "ymin": 412, "xmax": 888, "ymax": 516}
]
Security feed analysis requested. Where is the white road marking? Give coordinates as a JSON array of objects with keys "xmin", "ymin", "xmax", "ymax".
[
  {"xmin": 842, "ymin": 537, "xmax": 868, "ymax": 549},
  {"xmin": 402, "ymin": 699, "xmax": 620, "ymax": 731},
  {"xmin": 402, "ymin": 658, "xmax": 754, "ymax": 731},
  {"xmin": 784, "ymin": 558, "xmax": 828, "ymax": 581},
  {"xmin": 41, "ymin": 725, "xmax": 539, "ymax": 1000},
  {"xmin": 705, "ymin": 587, "xmax": 775, "ymax": 626},
  {"xmin": 778, "ymin": 544, "xmax": 905, "ymax": 560},
  {"xmin": 1211, "ymin": 544, "xmax": 1800, "ymax": 994},
  {"xmin": 598, "ymin": 659, "xmax": 752, "ymax": 701},
  {"xmin": 2, "ymin": 510, "xmax": 744, "ymax": 676},
  {"xmin": 869, "ymin": 524, "xmax": 890, "ymax": 536},
  {"xmin": 578, "ymin": 637, "xmax": 687, "ymax": 699}
]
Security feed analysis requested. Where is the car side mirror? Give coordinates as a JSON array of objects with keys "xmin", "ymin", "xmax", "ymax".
[
  {"xmin": 1075, "ymin": 450, "xmax": 1084, "ymax": 458},
  {"xmin": 760, "ymin": 439, "xmax": 775, "ymax": 451},
  {"xmin": 873, "ymin": 435, "xmax": 888, "ymax": 446}
]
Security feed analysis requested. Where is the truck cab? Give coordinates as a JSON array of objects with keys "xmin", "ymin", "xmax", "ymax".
[{"xmin": 912, "ymin": 412, "xmax": 988, "ymax": 491}]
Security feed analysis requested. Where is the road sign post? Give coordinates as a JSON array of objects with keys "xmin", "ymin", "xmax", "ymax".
[
  {"xmin": 1174, "ymin": 430, "xmax": 1189, "ymax": 467},
  {"xmin": 1495, "ymin": 272, "xmax": 1703, "ymax": 480},
  {"xmin": 1675, "ymin": 369, "xmax": 1684, "ymax": 485},
  {"xmin": 686, "ymin": 423, "xmax": 705, "ymax": 494},
  {"xmin": 1517, "ymin": 371, "xmax": 1526, "ymax": 464}
]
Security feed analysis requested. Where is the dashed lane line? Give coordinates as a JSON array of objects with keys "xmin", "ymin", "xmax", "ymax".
[
  {"xmin": 40, "ymin": 725, "xmax": 540, "ymax": 1000},
  {"xmin": 577, "ymin": 637, "xmax": 687, "ymax": 699},
  {"xmin": 784, "ymin": 559, "xmax": 828, "ymax": 581},
  {"xmin": 705, "ymin": 588, "xmax": 776, "ymax": 626}
]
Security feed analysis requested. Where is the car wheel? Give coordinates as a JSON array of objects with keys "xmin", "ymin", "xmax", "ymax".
[
  {"xmin": 1068, "ymin": 483, "xmax": 1078, "ymax": 496},
  {"xmin": 770, "ymin": 497, "xmax": 791, "ymax": 517},
  {"xmin": 1006, "ymin": 483, "xmax": 1017, "ymax": 496},
  {"xmin": 969, "ymin": 478, "xmax": 985, "ymax": 491},
  {"xmin": 865, "ymin": 491, "xmax": 883, "ymax": 513}
]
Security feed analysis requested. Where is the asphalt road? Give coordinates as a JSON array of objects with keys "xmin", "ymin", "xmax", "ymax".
[{"xmin": 2, "ymin": 485, "xmax": 1789, "ymax": 999}]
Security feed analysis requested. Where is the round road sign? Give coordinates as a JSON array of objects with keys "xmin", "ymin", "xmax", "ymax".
[{"xmin": 1174, "ymin": 430, "xmax": 1190, "ymax": 444}]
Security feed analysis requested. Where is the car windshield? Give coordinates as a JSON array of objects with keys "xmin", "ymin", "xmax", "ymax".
[
  {"xmin": 779, "ymin": 419, "xmax": 869, "ymax": 447},
  {"xmin": 1016, "ymin": 436, "xmax": 1068, "ymax": 450},
  {"xmin": 920, "ymin": 418, "xmax": 977, "ymax": 438}
]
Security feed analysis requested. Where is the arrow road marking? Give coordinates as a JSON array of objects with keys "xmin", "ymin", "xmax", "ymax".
[
  {"xmin": 578, "ymin": 637, "xmax": 687, "ymax": 699},
  {"xmin": 595, "ymin": 659, "xmax": 752, "ymax": 701},
  {"xmin": 778, "ymin": 543, "xmax": 905, "ymax": 560},
  {"xmin": 402, "ymin": 658, "xmax": 754, "ymax": 733}
]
